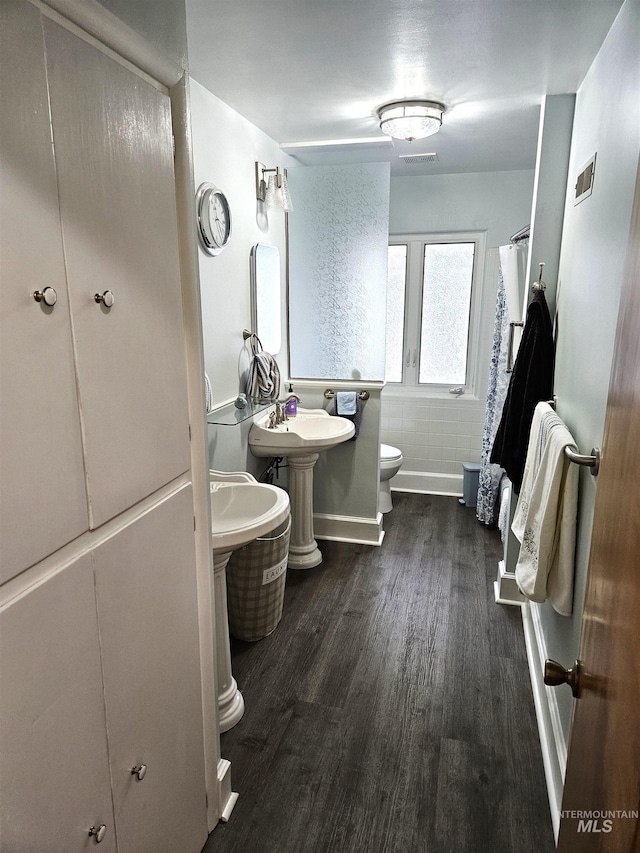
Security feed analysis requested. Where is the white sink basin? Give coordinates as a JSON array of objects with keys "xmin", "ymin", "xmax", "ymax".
[
  {"xmin": 249, "ymin": 407, "xmax": 355, "ymax": 458},
  {"xmin": 209, "ymin": 471, "xmax": 289, "ymax": 555}
]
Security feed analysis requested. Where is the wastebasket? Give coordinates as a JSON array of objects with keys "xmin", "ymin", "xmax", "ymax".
[
  {"xmin": 461, "ymin": 462, "xmax": 481, "ymax": 508},
  {"xmin": 226, "ymin": 515, "xmax": 291, "ymax": 642}
]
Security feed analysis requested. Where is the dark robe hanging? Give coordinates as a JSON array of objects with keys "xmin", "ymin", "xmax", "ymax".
[{"xmin": 490, "ymin": 290, "xmax": 554, "ymax": 492}]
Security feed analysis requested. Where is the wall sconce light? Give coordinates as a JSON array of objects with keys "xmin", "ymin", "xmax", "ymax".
[{"xmin": 255, "ymin": 162, "xmax": 293, "ymax": 212}]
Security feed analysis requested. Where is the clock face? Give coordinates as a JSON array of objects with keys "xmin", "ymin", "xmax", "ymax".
[{"xmin": 196, "ymin": 183, "xmax": 232, "ymax": 255}]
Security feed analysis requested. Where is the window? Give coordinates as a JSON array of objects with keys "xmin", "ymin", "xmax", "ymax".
[
  {"xmin": 385, "ymin": 245, "xmax": 408, "ymax": 382},
  {"xmin": 385, "ymin": 232, "xmax": 485, "ymax": 391}
]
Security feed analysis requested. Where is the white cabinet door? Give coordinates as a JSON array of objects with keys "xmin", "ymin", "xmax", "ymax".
[
  {"xmin": 93, "ymin": 485, "xmax": 208, "ymax": 853},
  {"xmin": 0, "ymin": 0, "xmax": 88, "ymax": 583},
  {"xmin": 0, "ymin": 556, "xmax": 116, "ymax": 853},
  {"xmin": 44, "ymin": 20, "xmax": 191, "ymax": 529}
]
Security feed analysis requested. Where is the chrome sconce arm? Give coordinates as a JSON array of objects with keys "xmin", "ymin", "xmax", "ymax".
[
  {"xmin": 255, "ymin": 162, "xmax": 293, "ymax": 211},
  {"xmin": 255, "ymin": 162, "xmax": 283, "ymax": 200}
]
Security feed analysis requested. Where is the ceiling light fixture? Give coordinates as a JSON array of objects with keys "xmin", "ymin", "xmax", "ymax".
[{"xmin": 376, "ymin": 99, "xmax": 445, "ymax": 143}]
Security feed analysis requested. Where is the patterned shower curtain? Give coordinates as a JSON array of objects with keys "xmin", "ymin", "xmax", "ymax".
[{"xmin": 477, "ymin": 265, "xmax": 511, "ymax": 524}]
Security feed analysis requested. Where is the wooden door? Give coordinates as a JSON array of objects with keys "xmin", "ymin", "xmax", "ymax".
[
  {"xmin": 0, "ymin": 0, "xmax": 88, "ymax": 583},
  {"xmin": 43, "ymin": 19, "xmax": 191, "ymax": 529},
  {"xmin": 557, "ymin": 160, "xmax": 640, "ymax": 849},
  {"xmin": 0, "ymin": 556, "xmax": 116, "ymax": 852},
  {"xmin": 93, "ymin": 485, "xmax": 208, "ymax": 853}
]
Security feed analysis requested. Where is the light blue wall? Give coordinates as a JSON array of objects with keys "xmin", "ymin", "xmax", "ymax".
[
  {"xmin": 525, "ymin": 94, "xmax": 576, "ymax": 320},
  {"xmin": 286, "ymin": 163, "xmax": 390, "ymax": 524},
  {"xmin": 390, "ymin": 170, "xmax": 535, "ymax": 245},
  {"xmin": 390, "ymin": 170, "xmax": 535, "ymax": 405},
  {"xmin": 537, "ymin": 0, "xmax": 640, "ymax": 743},
  {"xmin": 189, "ymin": 80, "xmax": 293, "ymax": 477},
  {"xmin": 383, "ymin": 170, "xmax": 535, "ymax": 493}
]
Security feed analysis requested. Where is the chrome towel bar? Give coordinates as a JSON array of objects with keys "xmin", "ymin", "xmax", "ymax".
[
  {"xmin": 546, "ymin": 398, "xmax": 601, "ymax": 476},
  {"xmin": 565, "ymin": 446, "xmax": 600, "ymax": 476},
  {"xmin": 324, "ymin": 389, "xmax": 370, "ymax": 401},
  {"xmin": 506, "ymin": 321, "xmax": 524, "ymax": 373}
]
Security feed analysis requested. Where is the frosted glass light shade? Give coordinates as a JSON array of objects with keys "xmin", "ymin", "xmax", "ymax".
[
  {"xmin": 264, "ymin": 174, "xmax": 293, "ymax": 212},
  {"xmin": 377, "ymin": 100, "xmax": 445, "ymax": 142}
]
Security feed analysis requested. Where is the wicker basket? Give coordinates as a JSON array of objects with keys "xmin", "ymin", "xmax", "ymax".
[{"xmin": 226, "ymin": 515, "xmax": 291, "ymax": 642}]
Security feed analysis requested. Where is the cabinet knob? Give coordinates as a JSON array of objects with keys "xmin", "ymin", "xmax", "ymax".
[
  {"xmin": 94, "ymin": 290, "xmax": 115, "ymax": 308},
  {"xmin": 33, "ymin": 287, "xmax": 57, "ymax": 307},
  {"xmin": 131, "ymin": 763, "xmax": 147, "ymax": 781},
  {"xmin": 88, "ymin": 824, "xmax": 107, "ymax": 843}
]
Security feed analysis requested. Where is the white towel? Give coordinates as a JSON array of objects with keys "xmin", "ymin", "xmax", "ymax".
[
  {"xmin": 498, "ymin": 480, "xmax": 511, "ymax": 543},
  {"xmin": 499, "ymin": 244, "xmax": 523, "ymax": 323},
  {"xmin": 512, "ymin": 402, "xmax": 579, "ymax": 616}
]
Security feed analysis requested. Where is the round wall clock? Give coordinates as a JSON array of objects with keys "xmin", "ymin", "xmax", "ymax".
[{"xmin": 196, "ymin": 182, "xmax": 232, "ymax": 256}]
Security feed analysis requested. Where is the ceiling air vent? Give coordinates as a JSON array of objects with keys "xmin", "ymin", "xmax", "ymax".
[{"xmin": 399, "ymin": 152, "xmax": 438, "ymax": 164}]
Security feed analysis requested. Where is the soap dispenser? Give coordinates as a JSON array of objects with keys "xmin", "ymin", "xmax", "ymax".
[{"xmin": 285, "ymin": 383, "xmax": 298, "ymax": 418}]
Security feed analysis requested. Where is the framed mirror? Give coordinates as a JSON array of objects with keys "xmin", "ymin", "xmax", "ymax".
[{"xmin": 250, "ymin": 243, "xmax": 281, "ymax": 355}]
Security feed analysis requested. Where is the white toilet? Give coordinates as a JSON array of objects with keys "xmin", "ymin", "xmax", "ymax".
[{"xmin": 379, "ymin": 444, "xmax": 403, "ymax": 513}]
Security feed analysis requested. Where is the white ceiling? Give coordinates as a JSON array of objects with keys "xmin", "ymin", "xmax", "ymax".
[{"xmin": 186, "ymin": 0, "xmax": 623, "ymax": 175}]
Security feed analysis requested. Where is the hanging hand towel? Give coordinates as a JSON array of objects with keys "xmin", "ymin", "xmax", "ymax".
[
  {"xmin": 511, "ymin": 402, "xmax": 579, "ymax": 616},
  {"xmin": 246, "ymin": 334, "xmax": 281, "ymax": 402},
  {"xmin": 332, "ymin": 392, "xmax": 361, "ymax": 440},
  {"xmin": 336, "ymin": 391, "xmax": 357, "ymax": 415}
]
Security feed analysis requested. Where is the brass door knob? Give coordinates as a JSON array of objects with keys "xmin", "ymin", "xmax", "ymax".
[{"xmin": 544, "ymin": 659, "xmax": 582, "ymax": 698}]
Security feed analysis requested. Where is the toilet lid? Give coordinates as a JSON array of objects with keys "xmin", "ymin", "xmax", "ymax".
[{"xmin": 380, "ymin": 443, "xmax": 402, "ymax": 462}]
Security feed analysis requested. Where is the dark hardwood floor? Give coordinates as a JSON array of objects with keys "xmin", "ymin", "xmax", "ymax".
[{"xmin": 202, "ymin": 494, "xmax": 555, "ymax": 853}]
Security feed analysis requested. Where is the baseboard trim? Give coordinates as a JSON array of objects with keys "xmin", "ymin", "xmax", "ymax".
[
  {"xmin": 494, "ymin": 559, "xmax": 525, "ymax": 605},
  {"xmin": 521, "ymin": 602, "xmax": 567, "ymax": 842},
  {"xmin": 313, "ymin": 512, "xmax": 384, "ymax": 546},
  {"xmin": 391, "ymin": 470, "xmax": 463, "ymax": 497},
  {"xmin": 216, "ymin": 758, "xmax": 238, "ymax": 824}
]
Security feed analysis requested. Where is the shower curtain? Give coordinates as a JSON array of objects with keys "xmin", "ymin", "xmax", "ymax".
[{"xmin": 477, "ymin": 244, "xmax": 524, "ymax": 524}]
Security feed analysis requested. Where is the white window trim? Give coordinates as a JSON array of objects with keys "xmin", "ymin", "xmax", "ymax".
[{"xmin": 387, "ymin": 230, "xmax": 487, "ymax": 401}]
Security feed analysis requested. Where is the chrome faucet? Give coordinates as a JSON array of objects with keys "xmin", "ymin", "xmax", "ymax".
[
  {"xmin": 282, "ymin": 394, "xmax": 301, "ymax": 405},
  {"xmin": 268, "ymin": 395, "xmax": 302, "ymax": 428}
]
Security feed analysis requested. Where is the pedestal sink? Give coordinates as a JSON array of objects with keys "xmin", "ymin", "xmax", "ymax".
[
  {"xmin": 248, "ymin": 409, "xmax": 354, "ymax": 569},
  {"xmin": 209, "ymin": 470, "xmax": 289, "ymax": 731}
]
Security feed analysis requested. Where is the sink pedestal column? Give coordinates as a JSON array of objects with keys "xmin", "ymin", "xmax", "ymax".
[
  {"xmin": 212, "ymin": 550, "xmax": 244, "ymax": 732},
  {"xmin": 287, "ymin": 452, "xmax": 322, "ymax": 570}
]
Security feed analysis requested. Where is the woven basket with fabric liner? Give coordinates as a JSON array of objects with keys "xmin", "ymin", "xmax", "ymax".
[{"xmin": 226, "ymin": 515, "xmax": 291, "ymax": 642}]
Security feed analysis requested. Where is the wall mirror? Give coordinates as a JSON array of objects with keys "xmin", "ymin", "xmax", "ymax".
[{"xmin": 250, "ymin": 243, "xmax": 281, "ymax": 355}]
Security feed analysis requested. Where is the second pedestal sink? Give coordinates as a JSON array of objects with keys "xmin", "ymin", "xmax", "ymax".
[
  {"xmin": 248, "ymin": 408, "xmax": 355, "ymax": 570},
  {"xmin": 209, "ymin": 470, "xmax": 289, "ymax": 732},
  {"xmin": 210, "ymin": 474, "xmax": 290, "ymax": 554}
]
